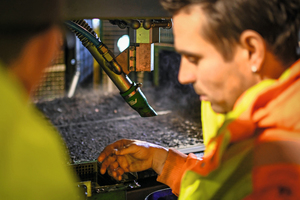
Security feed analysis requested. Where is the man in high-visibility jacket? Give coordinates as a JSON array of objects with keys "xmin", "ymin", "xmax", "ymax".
[
  {"xmin": 98, "ymin": 0, "xmax": 300, "ymax": 199},
  {"xmin": 0, "ymin": 1, "xmax": 83, "ymax": 199}
]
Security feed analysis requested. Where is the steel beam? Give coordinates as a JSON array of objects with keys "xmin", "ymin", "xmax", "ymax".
[{"xmin": 63, "ymin": 0, "xmax": 171, "ymax": 20}]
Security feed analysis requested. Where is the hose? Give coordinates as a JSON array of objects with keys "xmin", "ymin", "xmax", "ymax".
[{"xmin": 64, "ymin": 20, "xmax": 157, "ymax": 117}]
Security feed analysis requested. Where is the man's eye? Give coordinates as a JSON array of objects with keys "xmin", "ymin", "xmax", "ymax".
[{"xmin": 186, "ymin": 56, "xmax": 199, "ymax": 65}]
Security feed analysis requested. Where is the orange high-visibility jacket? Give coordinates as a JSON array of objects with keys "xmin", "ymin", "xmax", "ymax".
[{"xmin": 157, "ymin": 60, "xmax": 300, "ymax": 200}]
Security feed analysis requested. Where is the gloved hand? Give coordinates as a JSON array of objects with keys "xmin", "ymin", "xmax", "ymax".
[{"xmin": 98, "ymin": 139, "xmax": 169, "ymax": 181}]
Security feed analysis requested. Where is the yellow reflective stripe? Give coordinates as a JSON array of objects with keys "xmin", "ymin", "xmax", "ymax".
[
  {"xmin": 226, "ymin": 79, "xmax": 275, "ymax": 121},
  {"xmin": 279, "ymin": 60, "xmax": 300, "ymax": 81},
  {"xmin": 179, "ymin": 173, "xmax": 202, "ymax": 200},
  {"xmin": 279, "ymin": 67, "xmax": 291, "ymax": 80},
  {"xmin": 201, "ymin": 101, "xmax": 225, "ymax": 146},
  {"xmin": 179, "ymin": 139, "xmax": 254, "ymax": 200},
  {"xmin": 210, "ymin": 150, "xmax": 253, "ymax": 200}
]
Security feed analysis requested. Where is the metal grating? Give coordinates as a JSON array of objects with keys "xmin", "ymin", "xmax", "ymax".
[
  {"xmin": 32, "ymin": 48, "xmax": 66, "ymax": 101},
  {"xmin": 73, "ymin": 161, "xmax": 98, "ymax": 183},
  {"xmin": 159, "ymin": 27, "xmax": 174, "ymax": 44}
]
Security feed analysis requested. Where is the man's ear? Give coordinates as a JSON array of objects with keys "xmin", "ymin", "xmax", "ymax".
[
  {"xmin": 26, "ymin": 26, "xmax": 62, "ymax": 71},
  {"xmin": 239, "ymin": 30, "xmax": 266, "ymax": 72},
  {"xmin": 9, "ymin": 26, "xmax": 62, "ymax": 95}
]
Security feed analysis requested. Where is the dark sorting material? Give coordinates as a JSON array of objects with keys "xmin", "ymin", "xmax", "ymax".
[{"xmin": 35, "ymin": 86, "xmax": 202, "ymax": 163}]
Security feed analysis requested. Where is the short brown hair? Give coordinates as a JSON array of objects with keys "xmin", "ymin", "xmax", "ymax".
[{"xmin": 161, "ymin": 0, "xmax": 300, "ymax": 66}]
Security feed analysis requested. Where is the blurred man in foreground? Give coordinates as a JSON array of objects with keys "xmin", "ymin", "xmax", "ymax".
[
  {"xmin": 0, "ymin": 1, "xmax": 82, "ymax": 199},
  {"xmin": 99, "ymin": 0, "xmax": 300, "ymax": 199}
]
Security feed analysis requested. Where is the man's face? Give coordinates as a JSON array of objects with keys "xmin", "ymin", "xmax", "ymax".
[{"xmin": 173, "ymin": 5, "xmax": 257, "ymax": 113}]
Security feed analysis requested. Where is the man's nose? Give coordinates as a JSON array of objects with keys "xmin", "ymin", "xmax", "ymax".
[{"xmin": 178, "ymin": 58, "xmax": 197, "ymax": 85}]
